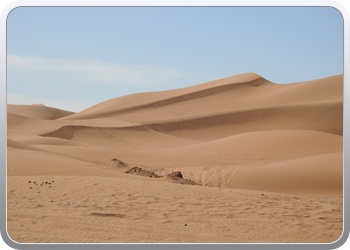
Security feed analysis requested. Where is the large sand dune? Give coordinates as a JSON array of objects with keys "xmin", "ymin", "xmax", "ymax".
[{"xmin": 7, "ymin": 73, "xmax": 343, "ymax": 243}]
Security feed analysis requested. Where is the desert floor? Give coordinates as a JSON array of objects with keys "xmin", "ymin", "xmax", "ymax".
[{"xmin": 7, "ymin": 73, "xmax": 343, "ymax": 243}]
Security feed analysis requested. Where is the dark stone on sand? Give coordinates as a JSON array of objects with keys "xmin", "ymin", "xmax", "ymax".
[
  {"xmin": 166, "ymin": 171, "xmax": 199, "ymax": 185},
  {"xmin": 125, "ymin": 168, "xmax": 199, "ymax": 185},
  {"xmin": 125, "ymin": 167, "xmax": 160, "ymax": 178},
  {"xmin": 167, "ymin": 171, "xmax": 183, "ymax": 179}
]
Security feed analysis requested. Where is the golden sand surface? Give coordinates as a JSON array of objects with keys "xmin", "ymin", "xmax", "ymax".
[{"xmin": 7, "ymin": 73, "xmax": 343, "ymax": 243}]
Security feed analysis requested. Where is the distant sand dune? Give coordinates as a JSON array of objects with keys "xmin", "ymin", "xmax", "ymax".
[{"xmin": 8, "ymin": 104, "xmax": 74, "ymax": 120}]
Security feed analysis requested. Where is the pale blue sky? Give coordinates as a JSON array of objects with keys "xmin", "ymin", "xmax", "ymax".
[{"xmin": 7, "ymin": 7, "xmax": 343, "ymax": 112}]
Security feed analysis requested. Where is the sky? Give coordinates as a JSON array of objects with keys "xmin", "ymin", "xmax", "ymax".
[{"xmin": 7, "ymin": 7, "xmax": 344, "ymax": 112}]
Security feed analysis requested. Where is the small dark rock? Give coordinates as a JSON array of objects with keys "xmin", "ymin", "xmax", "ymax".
[
  {"xmin": 28, "ymin": 181, "xmax": 31, "ymax": 183},
  {"xmin": 166, "ymin": 172, "xmax": 199, "ymax": 185},
  {"xmin": 125, "ymin": 167, "xmax": 160, "ymax": 178},
  {"xmin": 185, "ymin": 224, "xmax": 187, "ymax": 226},
  {"xmin": 167, "ymin": 171, "xmax": 183, "ymax": 179}
]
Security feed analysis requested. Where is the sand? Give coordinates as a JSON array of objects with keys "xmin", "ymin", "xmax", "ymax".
[{"xmin": 7, "ymin": 73, "xmax": 343, "ymax": 243}]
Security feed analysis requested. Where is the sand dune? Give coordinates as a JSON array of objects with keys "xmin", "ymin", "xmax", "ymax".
[
  {"xmin": 62, "ymin": 73, "xmax": 264, "ymax": 120},
  {"xmin": 7, "ymin": 138, "xmax": 41, "ymax": 151},
  {"xmin": 7, "ymin": 112, "xmax": 53, "ymax": 132},
  {"xmin": 7, "ymin": 73, "xmax": 343, "ymax": 243},
  {"xmin": 145, "ymin": 101, "xmax": 343, "ymax": 141},
  {"xmin": 181, "ymin": 152, "xmax": 342, "ymax": 196},
  {"xmin": 61, "ymin": 74, "xmax": 342, "ymax": 123},
  {"xmin": 159, "ymin": 130, "xmax": 343, "ymax": 163},
  {"xmin": 8, "ymin": 104, "xmax": 74, "ymax": 120}
]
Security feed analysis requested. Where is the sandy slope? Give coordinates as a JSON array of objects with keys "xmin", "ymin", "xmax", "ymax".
[
  {"xmin": 7, "ymin": 73, "xmax": 343, "ymax": 243},
  {"xmin": 7, "ymin": 104, "xmax": 74, "ymax": 120}
]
